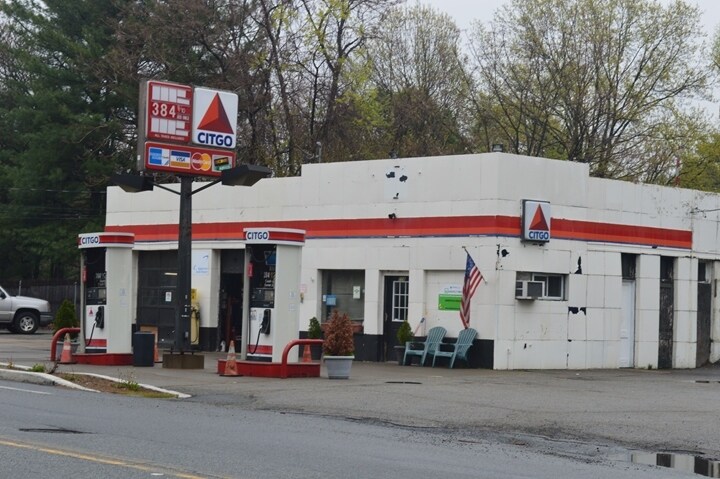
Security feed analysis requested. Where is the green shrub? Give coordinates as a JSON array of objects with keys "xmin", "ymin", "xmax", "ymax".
[
  {"xmin": 396, "ymin": 320, "xmax": 413, "ymax": 345},
  {"xmin": 53, "ymin": 299, "xmax": 79, "ymax": 333},
  {"xmin": 307, "ymin": 317, "xmax": 322, "ymax": 339}
]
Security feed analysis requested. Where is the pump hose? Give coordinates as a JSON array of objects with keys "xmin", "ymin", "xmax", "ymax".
[
  {"xmin": 248, "ymin": 329, "xmax": 262, "ymax": 355},
  {"xmin": 85, "ymin": 322, "xmax": 96, "ymax": 347}
]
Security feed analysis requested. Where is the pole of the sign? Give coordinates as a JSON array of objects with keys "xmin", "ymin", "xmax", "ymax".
[{"xmin": 175, "ymin": 175, "xmax": 193, "ymax": 353}]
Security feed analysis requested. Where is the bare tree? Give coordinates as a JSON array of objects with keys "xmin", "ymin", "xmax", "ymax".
[
  {"xmin": 367, "ymin": 4, "xmax": 472, "ymax": 157},
  {"xmin": 469, "ymin": 0, "xmax": 709, "ymax": 179}
]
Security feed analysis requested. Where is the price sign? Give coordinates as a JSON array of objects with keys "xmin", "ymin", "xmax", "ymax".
[{"xmin": 145, "ymin": 81, "xmax": 193, "ymax": 143}]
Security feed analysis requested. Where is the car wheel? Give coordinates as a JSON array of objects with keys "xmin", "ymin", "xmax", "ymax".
[
  {"xmin": 14, "ymin": 312, "xmax": 39, "ymax": 334},
  {"xmin": 6, "ymin": 323, "xmax": 18, "ymax": 333}
]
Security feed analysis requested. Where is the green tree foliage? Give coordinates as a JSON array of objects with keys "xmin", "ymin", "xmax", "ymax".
[
  {"xmin": 468, "ymin": 0, "xmax": 710, "ymax": 179},
  {"xmin": 0, "ymin": 0, "xmax": 134, "ymax": 279}
]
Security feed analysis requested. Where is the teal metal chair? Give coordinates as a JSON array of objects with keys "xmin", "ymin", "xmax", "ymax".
[
  {"xmin": 403, "ymin": 326, "xmax": 446, "ymax": 366},
  {"xmin": 430, "ymin": 328, "xmax": 478, "ymax": 368}
]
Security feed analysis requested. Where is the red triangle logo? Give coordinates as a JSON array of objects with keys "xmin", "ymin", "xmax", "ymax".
[
  {"xmin": 529, "ymin": 205, "xmax": 549, "ymax": 231},
  {"xmin": 197, "ymin": 94, "xmax": 233, "ymax": 133}
]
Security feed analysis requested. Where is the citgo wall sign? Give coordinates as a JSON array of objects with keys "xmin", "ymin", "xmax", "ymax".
[
  {"xmin": 138, "ymin": 81, "xmax": 238, "ymax": 178},
  {"xmin": 522, "ymin": 200, "xmax": 552, "ymax": 242}
]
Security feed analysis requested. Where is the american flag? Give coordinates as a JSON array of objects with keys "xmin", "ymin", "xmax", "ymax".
[{"xmin": 460, "ymin": 252, "xmax": 483, "ymax": 329}]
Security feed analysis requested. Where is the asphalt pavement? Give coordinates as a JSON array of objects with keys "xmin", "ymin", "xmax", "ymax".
[{"xmin": 2, "ymin": 330, "xmax": 720, "ymax": 467}]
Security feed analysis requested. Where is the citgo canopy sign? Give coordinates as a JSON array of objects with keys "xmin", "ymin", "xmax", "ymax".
[{"xmin": 77, "ymin": 232, "xmax": 135, "ymax": 249}]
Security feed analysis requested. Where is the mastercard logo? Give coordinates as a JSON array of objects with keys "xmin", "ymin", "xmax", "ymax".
[{"xmin": 191, "ymin": 152, "xmax": 212, "ymax": 171}]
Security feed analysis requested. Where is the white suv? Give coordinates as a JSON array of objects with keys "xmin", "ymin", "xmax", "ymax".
[{"xmin": 0, "ymin": 285, "xmax": 53, "ymax": 334}]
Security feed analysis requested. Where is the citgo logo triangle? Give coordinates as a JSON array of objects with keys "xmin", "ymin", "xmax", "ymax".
[
  {"xmin": 197, "ymin": 94, "xmax": 234, "ymax": 134},
  {"xmin": 529, "ymin": 205, "xmax": 549, "ymax": 231}
]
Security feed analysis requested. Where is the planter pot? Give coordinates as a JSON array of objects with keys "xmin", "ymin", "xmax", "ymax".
[
  {"xmin": 324, "ymin": 355, "xmax": 353, "ymax": 379},
  {"xmin": 394, "ymin": 345, "xmax": 406, "ymax": 364},
  {"xmin": 55, "ymin": 340, "xmax": 80, "ymax": 354}
]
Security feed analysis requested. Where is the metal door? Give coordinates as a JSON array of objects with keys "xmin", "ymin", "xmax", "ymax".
[
  {"xmin": 658, "ymin": 282, "xmax": 674, "ymax": 369},
  {"xmin": 696, "ymin": 282, "xmax": 711, "ymax": 367},
  {"xmin": 619, "ymin": 280, "xmax": 636, "ymax": 368}
]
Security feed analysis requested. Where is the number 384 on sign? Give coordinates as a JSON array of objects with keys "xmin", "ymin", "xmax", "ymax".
[{"xmin": 150, "ymin": 101, "xmax": 189, "ymax": 120}]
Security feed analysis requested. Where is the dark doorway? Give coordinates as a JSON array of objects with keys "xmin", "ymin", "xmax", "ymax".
[
  {"xmin": 219, "ymin": 250, "xmax": 244, "ymax": 352},
  {"xmin": 697, "ymin": 263, "xmax": 711, "ymax": 367},
  {"xmin": 382, "ymin": 275, "xmax": 409, "ymax": 362},
  {"xmin": 658, "ymin": 257, "xmax": 674, "ymax": 369},
  {"xmin": 136, "ymin": 250, "xmax": 177, "ymax": 348}
]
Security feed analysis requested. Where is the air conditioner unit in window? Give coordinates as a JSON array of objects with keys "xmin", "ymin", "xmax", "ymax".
[{"xmin": 515, "ymin": 280, "xmax": 544, "ymax": 300}]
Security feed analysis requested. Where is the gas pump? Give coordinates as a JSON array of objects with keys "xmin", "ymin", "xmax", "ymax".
[
  {"xmin": 241, "ymin": 228, "xmax": 305, "ymax": 362},
  {"xmin": 83, "ymin": 247, "xmax": 107, "ymax": 352},
  {"xmin": 246, "ymin": 243, "xmax": 276, "ymax": 360},
  {"xmin": 77, "ymin": 232, "xmax": 135, "ymax": 354}
]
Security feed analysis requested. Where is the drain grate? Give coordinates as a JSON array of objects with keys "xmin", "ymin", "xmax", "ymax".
[
  {"xmin": 19, "ymin": 427, "xmax": 86, "ymax": 434},
  {"xmin": 385, "ymin": 381, "xmax": 422, "ymax": 385},
  {"xmin": 695, "ymin": 380, "xmax": 720, "ymax": 384}
]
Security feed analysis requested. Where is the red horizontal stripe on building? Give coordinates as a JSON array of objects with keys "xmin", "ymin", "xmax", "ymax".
[
  {"xmin": 552, "ymin": 219, "xmax": 692, "ymax": 249},
  {"xmin": 105, "ymin": 215, "xmax": 691, "ymax": 249},
  {"xmin": 100, "ymin": 234, "xmax": 135, "ymax": 245}
]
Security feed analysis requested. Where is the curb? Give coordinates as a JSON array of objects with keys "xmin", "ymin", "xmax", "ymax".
[{"xmin": 0, "ymin": 363, "xmax": 190, "ymax": 398}]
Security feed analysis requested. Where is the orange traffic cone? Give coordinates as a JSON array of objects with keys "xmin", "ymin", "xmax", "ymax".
[
  {"xmin": 59, "ymin": 333, "xmax": 75, "ymax": 364},
  {"xmin": 222, "ymin": 340, "xmax": 239, "ymax": 376},
  {"xmin": 302, "ymin": 343, "xmax": 312, "ymax": 363}
]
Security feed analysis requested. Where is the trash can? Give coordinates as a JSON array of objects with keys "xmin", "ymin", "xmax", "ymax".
[{"xmin": 133, "ymin": 332, "xmax": 155, "ymax": 367}]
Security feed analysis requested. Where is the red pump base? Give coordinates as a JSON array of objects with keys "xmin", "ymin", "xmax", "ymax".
[{"xmin": 217, "ymin": 339, "xmax": 323, "ymax": 378}]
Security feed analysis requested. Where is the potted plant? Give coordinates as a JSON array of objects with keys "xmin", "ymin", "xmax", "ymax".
[
  {"xmin": 394, "ymin": 319, "xmax": 413, "ymax": 364},
  {"xmin": 322, "ymin": 310, "xmax": 354, "ymax": 379},
  {"xmin": 307, "ymin": 316, "xmax": 323, "ymax": 360}
]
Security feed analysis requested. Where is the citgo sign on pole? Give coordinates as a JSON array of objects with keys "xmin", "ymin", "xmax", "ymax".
[
  {"xmin": 138, "ymin": 81, "xmax": 238, "ymax": 178},
  {"xmin": 144, "ymin": 81, "xmax": 193, "ymax": 144},
  {"xmin": 144, "ymin": 142, "xmax": 234, "ymax": 176},
  {"xmin": 192, "ymin": 87, "xmax": 238, "ymax": 149}
]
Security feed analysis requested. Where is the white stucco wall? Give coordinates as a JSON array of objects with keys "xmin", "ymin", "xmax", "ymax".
[{"xmin": 105, "ymin": 153, "xmax": 720, "ymax": 369}]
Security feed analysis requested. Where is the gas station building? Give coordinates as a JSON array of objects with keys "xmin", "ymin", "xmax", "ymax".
[{"xmin": 96, "ymin": 152, "xmax": 720, "ymax": 370}]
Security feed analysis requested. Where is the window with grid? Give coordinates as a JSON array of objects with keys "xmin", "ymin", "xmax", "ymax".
[{"xmin": 392, "ymin": 278, "xmax": 409, "ymax": 322}]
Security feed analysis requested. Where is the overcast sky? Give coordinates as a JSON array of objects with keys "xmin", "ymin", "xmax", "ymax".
[{"xmin": 420, "ymin": 0, "xmax": 720, "ymax": 37}]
